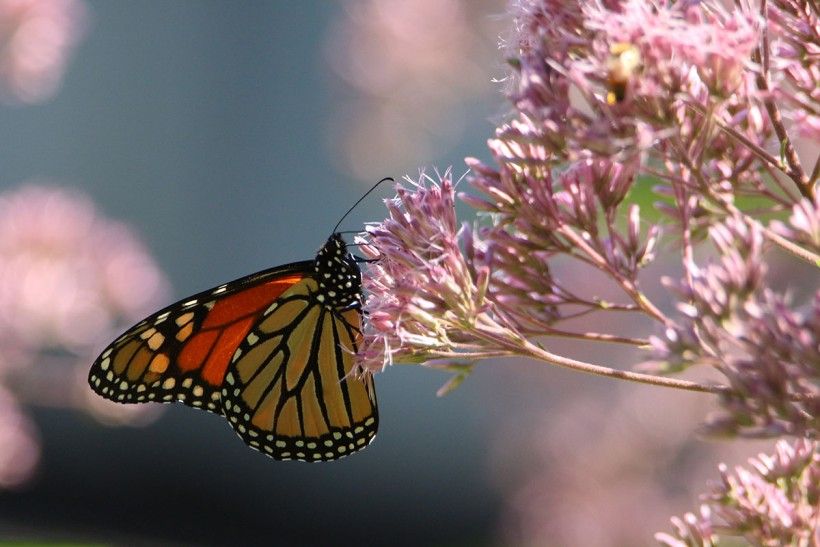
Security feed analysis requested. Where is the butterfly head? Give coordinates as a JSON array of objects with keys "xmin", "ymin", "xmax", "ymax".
[{"xmin": 314, "ymin": 233, "xmax": 362, "ymax": 310}]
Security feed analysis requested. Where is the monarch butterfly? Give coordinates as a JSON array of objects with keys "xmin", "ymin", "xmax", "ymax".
[{"xmin": 87, "ymin": 180, "xmax": 391, "ymax": 462}]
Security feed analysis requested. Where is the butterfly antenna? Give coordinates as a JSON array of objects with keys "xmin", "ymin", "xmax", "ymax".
[{"xmin": 333, "ymin": 177, "xmax": 394, "ymax": 234}]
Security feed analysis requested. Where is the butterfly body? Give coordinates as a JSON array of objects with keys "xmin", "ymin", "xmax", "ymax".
[{"xmin": 88, "ymin": 234, "xmax": 378, "ymax": 461}]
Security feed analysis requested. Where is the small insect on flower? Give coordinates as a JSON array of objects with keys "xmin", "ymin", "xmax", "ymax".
[{"xmin": 606, "ymin": 42, "xmax": 642, "ymax": 105}]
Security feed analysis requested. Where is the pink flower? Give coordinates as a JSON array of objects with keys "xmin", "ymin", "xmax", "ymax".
[
  {"xmin": 0, "ymin": 184, "xmax": 169, "ymax": 447},
  {"xmin": 505, "ymin": 0, "xmax": 764, "ymax": 162},
  {"xmin": 585, "ymin": 0, "xmax": 761, "ymax": 98},
  {"xmin": 0, "ymin": 0, "xmax": 87, "ymax": 104},
  {"xmin": 363, "ymin": 0, "xmax": 818, "ymax": 438},
  {"xmin": 466, "ymin": 155, "xmax": 658, "ymax": 332},
  {"xmin": 771, "ymin": 194, "xmax": 820, "ymax": 253},
  {"xmin": 769, "ymin": 0, "xmax": 820, "ymax": 142},
  {"xmin": 359, "ymin": 0, "xmax": 818, "ymax": 541},
  {"xmin": 649, "ymin": 216, "xmax": 819, "ymax": 437},
  {"xmin": 657, "ymin": 439, "xmax": 820, "ymax": 546},
  {"xmin": 0, "ymin": 385, "xmax": 38, "ymax": 489},
  {"xmin": 0, "ymin": 184, "xmax": 167, "ymax": 355},
  {"xmin": 358, "ymin": 171, "xmax": 494, "ymax": 373}
]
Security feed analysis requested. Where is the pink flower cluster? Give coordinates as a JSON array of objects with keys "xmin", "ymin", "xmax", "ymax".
[
  {"xmin": 0, "ymin": 0, "xmax": 86, "ymax": 104},
  {"xmin": 658, "ymin": 439, "xmax": 819, "ymax": 546},
  {"xmin": 359, "ymin": 172, "xmax": 494, "ymax": 371},
  {"xmin": 0, "ymin": 185, "xmax": 168, "ymax": 487},
  {"xmin": 359, "ymin": 0, "xmax": 818, "ymax": 541},
  {"xmin": 0, "ymin": 185, "xmax": 166, "ymax": 353},
  {"xmin": 361, "ymin": 0, "xmax": 818, "ymax": 433}
]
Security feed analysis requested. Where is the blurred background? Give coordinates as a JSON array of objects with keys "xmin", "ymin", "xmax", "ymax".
[{"xmin": 0, "ymin": 2, "xmax": 787, "ymax": 546}]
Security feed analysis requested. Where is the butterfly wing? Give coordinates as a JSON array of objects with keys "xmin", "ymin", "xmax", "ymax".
[
  {"xmin": 222, "ymin": 276, "xmax": 378, "ymax": 461},
  {"xmin": 88, "ymin": 261, "xmax": 312, "ymax": 413},
  {"xmin": 88, "ymin": 234, "xmax": 378, "ymax": 462}
]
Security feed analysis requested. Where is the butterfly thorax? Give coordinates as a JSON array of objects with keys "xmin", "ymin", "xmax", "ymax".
[{"xmin": 313, "ymin": 233, "xmax": 362, "ymax": 310}]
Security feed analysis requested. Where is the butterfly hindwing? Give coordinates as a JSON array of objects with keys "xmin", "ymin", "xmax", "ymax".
[{"xmin": 222, "ymin": 278, "xmax": 378, "ymax": 461}]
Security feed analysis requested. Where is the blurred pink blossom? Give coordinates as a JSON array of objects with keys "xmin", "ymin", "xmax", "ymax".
[
  {"xmin": 0, "ymin": 0, "xmax": 86, "ymax": 104},
  {"xmin": 324, "ymin": 0, "xmax": 503, "ymax": 179},
  {"xmin": 489, "ymin": 370, "xmax": 774, "ymax": 545},
  {"xmin": 0, "ymin": 385, "xmax": 38, "ymax": 488},
  {"xmin": 0, "ymin": 184, "xmax": 169, "ymax": 487},
  {"xmin": 658, "ymin": 439, "xmax": 819, "ymax": 546},
  {"xmin": 0, "ymin": 184, "xmax": 167, "ymax": 356}
]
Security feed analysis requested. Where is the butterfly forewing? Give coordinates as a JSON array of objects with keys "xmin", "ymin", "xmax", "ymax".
[{"xmin": 88, "ymin": 262, "xmax": 311, "ymax": 413}]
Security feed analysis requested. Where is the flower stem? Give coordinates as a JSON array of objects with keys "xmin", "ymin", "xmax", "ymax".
[
  {"xmin": 517, "ymin": 338, "xmax": 729, "ymax": 395},
  {"xmin": 759, "ymin": 222, "xmax": 820, "ymax": 267},
  {"xmin": 471, "ymin": 318, "xmax": 728, "ymax": 395},
  {"xmin": 753, "ymin": 36, "xmax": 813, "ymax": 200},
  {"xmin": 721, "ymin": 199, "xmax": 820, "ymax": 267},
  {"xmin": 557, "ymin": 226, "xmax": 670, "ymax": 324},
  {"xmin": 471, "ymin": 320, "xmax": 819, "ymax": 402}
]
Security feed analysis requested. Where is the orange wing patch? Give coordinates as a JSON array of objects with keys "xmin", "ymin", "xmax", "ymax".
[{"xmin": 177, "ymin": 274, "xmax": 305, "ymax": 385}]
